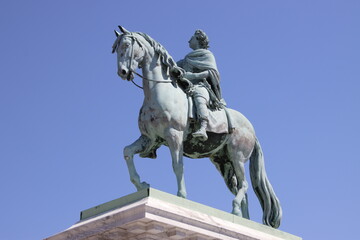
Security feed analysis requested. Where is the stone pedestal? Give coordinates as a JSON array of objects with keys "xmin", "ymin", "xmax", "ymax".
[{"xmin": 45, "ymin": 188, "xmax": 301, "ymax": 240}]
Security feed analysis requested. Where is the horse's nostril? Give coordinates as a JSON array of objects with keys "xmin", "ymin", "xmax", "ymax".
[{"xmin": 121, "ymin": 70, "xmax": 127, "ymax": 75}]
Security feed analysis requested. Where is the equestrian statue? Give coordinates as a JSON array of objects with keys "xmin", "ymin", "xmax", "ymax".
[{"xmin": 112, "ymin": 26, "xmax": 282, "ymax": 228}]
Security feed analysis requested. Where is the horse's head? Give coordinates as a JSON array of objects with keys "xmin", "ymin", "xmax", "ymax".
[{"xmin": 112, "ymin": 26, "xmax": 145, "ymax": 81}]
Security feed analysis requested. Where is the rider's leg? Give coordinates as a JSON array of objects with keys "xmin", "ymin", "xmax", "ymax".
[
  {"xmin": 193, "ymin": 87, "xmax": 209, "ymax": 141},
  {"xmin": 193, "ymin": 96, "xmax": 209, "ymax": 141}
]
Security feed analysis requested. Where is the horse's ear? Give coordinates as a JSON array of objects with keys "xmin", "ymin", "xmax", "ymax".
[
  {"xmin": 114, "ymin": 30, "xmax": 121, "ymax": 37},
  {"xmin": 119, "ymin": 25, "xmax": 130, "ymax": 34}
]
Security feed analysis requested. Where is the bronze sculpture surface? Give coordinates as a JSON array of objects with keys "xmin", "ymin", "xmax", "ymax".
[{"xmin": 113, "ymin": 26, "xmax": 282, "ymax": 228}]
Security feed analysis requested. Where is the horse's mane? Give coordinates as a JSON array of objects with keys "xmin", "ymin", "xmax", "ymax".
[
  {"xmin": 134, "ymin": 32, "xmax": 176, "ymax": 70},
  {"xmin": 113, "ymin": 31, "xmax": 177, "ymax": 71}
]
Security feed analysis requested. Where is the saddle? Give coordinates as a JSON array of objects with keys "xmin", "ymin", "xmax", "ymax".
[
  {"xmin": 187, "ymin": 95, "xmax": 232, "ymax": 134},
  {"xmin": 175, "ymin": 75, "xmax": 234, "ymax": 134}
]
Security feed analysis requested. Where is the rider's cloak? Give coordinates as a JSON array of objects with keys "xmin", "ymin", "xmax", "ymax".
[{"xmin": 178, "ymin": 49, "xmax": 222, "ymax": 101}]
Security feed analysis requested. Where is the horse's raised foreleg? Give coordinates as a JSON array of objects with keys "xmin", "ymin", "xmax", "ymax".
[
  {"xmin": 165, "ymin": 128, "xmax": 186, "ymax": 198},
  {"xmin": 123, "ymin": 135, "xmax": 152, "ymax": 191}
]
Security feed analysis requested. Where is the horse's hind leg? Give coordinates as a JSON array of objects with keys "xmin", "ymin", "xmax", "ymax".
[
  {"xmin": 123, "ymin": 135, "xmax": 152, "ymax": 191},
  {"xmin": 228, "ymin": 149, "xmax": 250, "ymax": 219},
  {"xmin": 210, "ymin": 152, "xmax": 249, "ymax": 218},
  {"xmin": 241, "ymin": 193, "xmax": 250, "ymax": 219}
]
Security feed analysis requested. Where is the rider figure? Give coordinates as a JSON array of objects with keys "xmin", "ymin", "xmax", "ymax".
[{"xmin": 175, "ymin": 30, "xmax": 224, "ymax": 141}]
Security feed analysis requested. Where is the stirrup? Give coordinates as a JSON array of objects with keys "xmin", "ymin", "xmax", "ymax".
[{"xmin": 192, "ymin": 129, "xmax": 208, "ymax": 141}]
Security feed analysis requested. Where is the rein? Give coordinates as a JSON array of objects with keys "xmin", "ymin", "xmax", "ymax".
[{"xmin": 130, "ymin": 70, "xmax": 173, "ymax": 89}]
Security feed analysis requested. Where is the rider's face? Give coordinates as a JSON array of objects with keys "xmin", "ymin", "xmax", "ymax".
[{"xmin": 188, "ymin": 35, "xmax": 199, "ymax": 50}]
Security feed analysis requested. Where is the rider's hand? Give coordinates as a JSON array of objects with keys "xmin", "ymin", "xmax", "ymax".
[{"xmin": 170, "ymin": 67, "xmax": 182, "ymax": 78}]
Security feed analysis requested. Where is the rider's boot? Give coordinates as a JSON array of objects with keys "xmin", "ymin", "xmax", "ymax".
[{"xmin": 193, "ymin": 119, "xmax": 208, "ymax": 141}]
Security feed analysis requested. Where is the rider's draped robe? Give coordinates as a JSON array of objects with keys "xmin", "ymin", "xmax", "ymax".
[{"xmin": 177, "ymin": 49, "xmax": 222, "ymax": 107}]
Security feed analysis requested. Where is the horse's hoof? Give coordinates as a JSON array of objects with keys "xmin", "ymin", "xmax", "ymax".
[
  {"xmin": 139, "ymin": 182, "xmax": 150, "ymax": 190},
  {"xmin": 232, "ymin": 208, "xmax": 242, "ymax": 217},
  {"xmin": 177, "ymin": 190, "xmax": 187, "ymax": 198},
  {"xmin": 232, "ymin": 200, "xmax": 242, "ymax": 216}
]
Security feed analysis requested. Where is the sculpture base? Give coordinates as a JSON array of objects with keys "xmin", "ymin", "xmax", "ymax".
[{"xmin": 45, "ymin": 188, "xmax": 301, "ymax": 240}]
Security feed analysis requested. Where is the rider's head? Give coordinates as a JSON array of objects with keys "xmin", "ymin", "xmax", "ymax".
[{"xmin": 194, "ymin": 30, "xmax": 209, "ymax": 49}]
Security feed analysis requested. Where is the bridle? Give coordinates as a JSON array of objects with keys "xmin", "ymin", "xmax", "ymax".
[{"xmin": 121, "ymin": 34, "xmax": 173, "ymax": 89}]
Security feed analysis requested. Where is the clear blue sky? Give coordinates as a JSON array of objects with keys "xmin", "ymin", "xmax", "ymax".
[{"xmin": 0, "ymin": 1, "xmax": 359, "ymax": 239}]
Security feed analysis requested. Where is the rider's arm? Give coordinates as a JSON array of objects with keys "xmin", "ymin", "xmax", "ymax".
[{"xmin": 183, "ymin": 70, "xmax": 209, "ymax": 80}]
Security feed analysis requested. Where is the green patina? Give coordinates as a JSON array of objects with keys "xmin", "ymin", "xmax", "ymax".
[{"xmin": 114, "ymin": 27, "xmax": 282, "ymax": 229}]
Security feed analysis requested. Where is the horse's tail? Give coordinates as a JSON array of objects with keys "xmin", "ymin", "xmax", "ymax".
[{"xmin": 249, "ymin": 138, "xmax": 282, "ymax": 228}]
